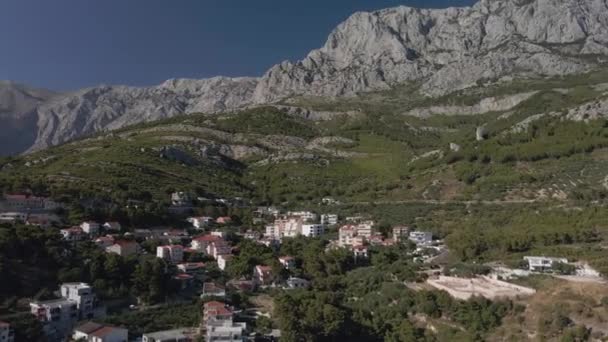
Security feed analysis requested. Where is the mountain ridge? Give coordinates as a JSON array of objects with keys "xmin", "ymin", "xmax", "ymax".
[{"xmin": 2, "ymin": 0, "xmax": 608, "ymax": 155}]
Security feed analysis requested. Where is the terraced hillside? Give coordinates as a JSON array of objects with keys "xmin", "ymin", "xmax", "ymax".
[{"xmin": 2, "ymin": 70, "xmax": 608, "ymax": 207}]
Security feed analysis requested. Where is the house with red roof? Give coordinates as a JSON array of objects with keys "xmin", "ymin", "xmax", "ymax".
[
  {"xmin": 203, "ymin": 301, "xmax": 233, "ymax": 323},
  {"xmin": 190, "ymin": 234, "xmax": 221, "ymax": 252},
  {"xmin": 94, "ymin": 236, "xmax": 116, "ymax": 249},
  {"xmin": 72, "ymin": 321, "xmax": 128, "ymax": 342}
]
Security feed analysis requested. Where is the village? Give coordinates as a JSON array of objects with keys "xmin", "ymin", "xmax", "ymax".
[{"xmin": 0, "ymin": 191, "xmax": 606, "ymax": 342}]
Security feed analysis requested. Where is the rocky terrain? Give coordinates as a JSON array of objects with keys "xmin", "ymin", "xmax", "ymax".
[{"xmin": 2, "ymin": 0, "xmax": 608, "ymax": 155}]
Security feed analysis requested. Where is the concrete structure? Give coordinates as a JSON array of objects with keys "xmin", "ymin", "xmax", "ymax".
[
  {"xmin": 30, "ymin": 298, "xmax": 78, "ymax": 341},
  {"xmin": 94, "ymin": 236, "xmax": 115, "ymax": 249},
  {"xmin": 177, "ymin": 262, "xmax": 205, "ymax": 274},
  {"xmin": 285, "ymin": 277, "xmax": 310, "ymax": 289},
  {"xmin": 105, "ymin": 241, "xmax": 139, "ymax": 257},
  {"xmin": 426, "ymin": 276, "xmax": 536, "ymax": 300},
  {"xmin": 206, "ymin": 320, "xmax": 246, "ymax": 342},
  {"xmin": 0, "ymin": 212, "xmax": 28, "ymax": 222},
  {"xmin": 320, "ymin": 214, "xmax": 338, "ymax": 225},
  {"xmin": 187, "ymin": 216, "xmax": 213, "ymax": 229},
  {"xmin": 266, "ymin": 217, "xmax": 303, "ymax": 239},
  {"xmin": 217, "ymin": 254, "xmax": 232, "ymax": 271},
  {"xmin": 156, "ymin": 245, "xmax": 184, "ymax": 264},
  {"xmin": 353, "ymin": 245, "xmax": 369, "ymax": 260},
  {"xmin": 102, "ymin": 222, "xmax": 121, "ymax": 231},
  {"xmin": 72, "ymin": 322, "xmax": 128, "ymax": 342},
  {"xmin": 356, "ymin": 221, "xmax": 374, "ymax": 238},
  {"xmin": 207, "ymin": 241, "xmax": 231, "ymax": 259},
  {"xmin": 301, "ymin": 224, "xmax": 325, "ymax": 237},
  {"xmin": 191, "ymin": 234, "xmax": 222, "ymax": 252},
  {"xmin": 287, "ymin": 211, "xmax": 317, "ymax": 222},
  {"xmin": 409, "ymin": 231, "xmax": 433, "ymax": 245},
  {"xmin": 0, "ymin": 193, "xmax": 59, "ymax": 211},
  {"xmin": 61, "ymin": 283, "xmax": 96, "ymax": 320},
  {"xmin": 60, "ymin": 227, "xmax": 86, "ymax": 242},
  {"xmin": 392, "ymin": 226, "xmax": 410, "ymax": 242},
  {"xmin": 278, "ymin": 256, "xmax": 296, "ymax": 269},
  {"xmin": 204, "ymin": 301, "xmax": 233, "ymax": 324},
  {"xmin": 80, "ymin": 222, "xmax": 100, "ymax": 236},
  {"xmin": 0, "ymin": 321, "xmax": 14, "ymax": 342},
  {"xmin": 170, "ymin": 192, "xmax": 192, "ymax": 206},
  {"xmin": 524, "ymin": 256, "xmax": 569, "ymax": 272},
  {"xmin": 253, "ymin": 265, "xmax": 273, "ymax": 285},
  {"xmin": 338, "ymin": 226, "xmax": 356, "ymax": 247},
  {"xmin": 142, "ymin": 328, "xmax": 197, "ymax": 342},
  {"xmin": 202, "ymin": 283, "xmax": 226, "ymax": 299}
]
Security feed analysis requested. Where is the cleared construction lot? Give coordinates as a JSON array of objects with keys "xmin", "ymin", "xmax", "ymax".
[{"xmin": 426, "ymin": 275, "xmax": 536, "ymax": 300}]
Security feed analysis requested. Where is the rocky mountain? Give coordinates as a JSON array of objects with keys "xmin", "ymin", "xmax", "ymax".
[
  {"xmin": 0, "ymin": 81, "xmax": 57, "ymax": 155},
  {"xmin": 2, "ymin": 0, "xmax": 608, "ymax": 155}
]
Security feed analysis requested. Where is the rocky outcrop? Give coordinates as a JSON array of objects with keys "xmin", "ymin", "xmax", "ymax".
[
  {"xmin": 253, "ymin": 0, "xmax": 608, "ymax": 102},
  {"xmin": 0, "ymin": 81, "xmax": 57, "ymax": 155},
  {"xmin": 404, "ymin": 92, "xmax": 538, "ymax": 117}
]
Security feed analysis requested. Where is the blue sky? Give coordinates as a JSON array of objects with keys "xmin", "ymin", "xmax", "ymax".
[{"xmin": 0, "ymin": 0, "xmax": 475, "ymax": 90}]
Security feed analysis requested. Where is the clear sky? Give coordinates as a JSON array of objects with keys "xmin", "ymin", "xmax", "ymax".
[{"xmin": 0, "ymin": 0, "xmax": 475, "ymax": 91}]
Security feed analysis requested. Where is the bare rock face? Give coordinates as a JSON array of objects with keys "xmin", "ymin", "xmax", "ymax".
[
  {"xmin": 253, "ymin": 0, "xmax": 608, "ymax": 101},
  {"xmin": 0, "ymin": 81, "xmax": 57, "ymax": 155},
  {"xmin": 29, "ymin": 77, "xmax": 258, "ymax": 152},
  {"xmin": 2, "ymin": 0, "xmax": 608, "ymax": 155}
]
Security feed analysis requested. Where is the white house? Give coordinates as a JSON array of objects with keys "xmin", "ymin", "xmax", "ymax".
[
  {"xmin": 356, "ymin": 221, "xmax": 374, "ymax": 238},
  {"xmin": 187, "ymin": 216, "xmax": 213, "ymax": 229},
  {"xmin": 409, "ymin": 231, "xmax": 433, "ymax": 245},
  {"xmin": 201, "ymin": 282, "xmax": 226, "ymax": 299},
  {"xmin": 320, "ymin": 214, "xmax": 338, "ymax": 225},
  {"xmin": 61, "ymin": 283, "xmax": 96, "ymax": 320},
  {"xmin": 287, "ymin": 211, "xmax": 317, "ymax": 222},
  {"xmin": 156, "ymin": 245, "xmax": 184, "ymax": 264},
  {"xmin": 72, "ymin": 322, "xmax": 128, "ymax": 342},
  {"xmin": 80, "ymin": 222, "xmax": 100, "ymax": 236},
  {"xmin": 524, "ymin": 256, "xmax": 569, "ymax": 272},
  {"xmin": 302, "ymin": 224, "xmax": 325, "ymax": 237},
  {"xmin": 206, "ymin": 320, "xmax": 246, "ymax": 342},
  {"xmin": 217, "ymin": 254, "xmax": 233, "ymax": 271}
]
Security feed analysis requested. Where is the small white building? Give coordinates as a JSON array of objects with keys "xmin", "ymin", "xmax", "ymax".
[
  {"xmin": 278, "ymin": 256, "xmax": 296, "ymax": 269},
  {"xmin": 409, "ymin": 231, "xmax": 433, "ymax": 245},
  {"xmin": 156, "ymin": 245, "xmax": 184, "ymax": 264},
  {"xmin": 206, "ymin": 320, "xmax": 247, "ymax": 342},
  {"xmin": 61, "ymin": 283, "xmax": 96, "ymax": 320},
  {"xmin": 524, "ymin": 256, "xmax": 569, "ymax": 272},
  {"xmin": 217, "ymin": 254, "xmax": 233, "ymax": 271},
  {"xmin": 80, "ymin": 222, "xmax": 100, "ymax": 236},
  {"xmin": 187, "ymin": 216, "xmax": 213, "ymax": 229},
  {"xmin": 339, "ymin": 226, "xmax": 356, "ymax": 247},
  {"xmin": 320, "ymin": 214, "xmax": 338, "ymax": 225},
  {"xmin": 287, "ymin": 211, "xmax": 317, "ymax": 222}
]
